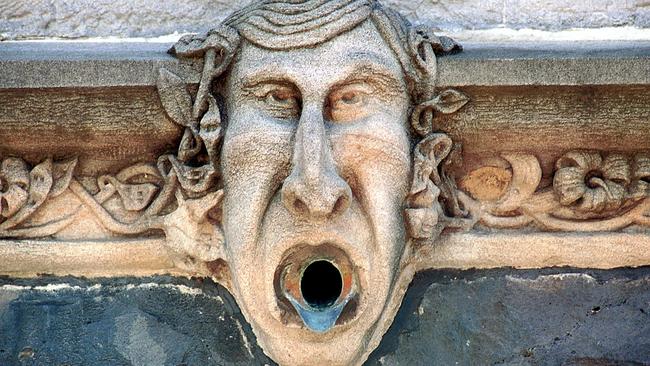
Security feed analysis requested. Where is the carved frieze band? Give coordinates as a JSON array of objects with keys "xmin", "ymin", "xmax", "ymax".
[
  {"xmin": 3, "ymin": 149, "xmax": 650, "ymax": 242},
  {"xmin": 0, "ymin": 153, "xmax": 224, "ymax": 274}
]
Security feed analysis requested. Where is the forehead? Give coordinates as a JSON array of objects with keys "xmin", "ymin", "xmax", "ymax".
[{"xmin": 229, "ymin": 20, "xmax": 404, "ymax": 88}]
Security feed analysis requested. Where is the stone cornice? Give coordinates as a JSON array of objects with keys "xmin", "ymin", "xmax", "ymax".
[
  {"xmin": 0, "ymin": 41, "xmax": 648, "ymax": 89},
  {"xmin": 0, "ymin": 238, "xmax": 180, "ymax": 277}
]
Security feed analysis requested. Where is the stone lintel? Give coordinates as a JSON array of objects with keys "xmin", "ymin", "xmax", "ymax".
[
  {"xmin": 424, "ymin": 232, "xmax": 650, "ymax": 271},
  {"xmin": 1, "ymin": 232, "xmax": 648, "ymax": 278},
  {"xmin": 0, "ymin": 239, "xmax": 180, "ymax": 278}
]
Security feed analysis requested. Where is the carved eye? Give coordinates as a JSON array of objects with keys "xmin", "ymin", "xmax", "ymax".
[
  {"xmin": 267, "ymin": 89, "xmax": 293, "ymax": 104},
  {"xmin": 262, "ymin": 86, "xmax": 301, "ymax": 120},
  {"xmin": 328, "ymin": 83, "xmax": 371, "ymax": 123}
]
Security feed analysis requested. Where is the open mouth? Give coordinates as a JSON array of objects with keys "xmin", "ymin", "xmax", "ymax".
[{"xmin": 275, "ymin": 244, "xmax": 358, "ymax": 333}]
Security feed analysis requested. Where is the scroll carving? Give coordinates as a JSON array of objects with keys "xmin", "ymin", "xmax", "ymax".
[
  {"xmin": 8, "ymin": 149, "xmax": 649, "ymax": 242},
  {"xmin": 462, "ymin": 151, "xmax": 650, "ymax": 231},
  {"xmin": 62, "ymin": 57, "xmax": 231, "ymax": 270},
  {"xmin": 405, "ymin": 133, "xmax": 475, "ymax": 244}
]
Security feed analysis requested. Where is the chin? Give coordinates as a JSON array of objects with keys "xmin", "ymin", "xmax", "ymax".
[{"xmin": 239, "ymin": 269, "xmax": 396, "ymax": 366}]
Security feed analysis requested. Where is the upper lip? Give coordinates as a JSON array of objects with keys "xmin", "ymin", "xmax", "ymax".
[{"xmin": 267, "ymin": 229, "xmax": 367, "ymax": 268}]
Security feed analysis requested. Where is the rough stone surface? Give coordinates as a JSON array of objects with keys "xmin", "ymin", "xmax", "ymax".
[
  {"xmin": 0, "ymin": 0, "xmax": 648, "ymax": 40},
  {"xmin": 368, "ymin": 268, "xmax": 650, "ymax": 365},
  {"xmin": 1, "ymin": 268, "xmax": 649, "ymax": 365},
  {"xmin": 0, "ymin": 277, "xmax": 275, "ymax": 366}
]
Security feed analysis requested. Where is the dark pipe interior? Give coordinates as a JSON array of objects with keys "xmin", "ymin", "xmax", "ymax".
[{"xmin": 300, "ymin": 260, "xmax": 343, "ymax": 309}]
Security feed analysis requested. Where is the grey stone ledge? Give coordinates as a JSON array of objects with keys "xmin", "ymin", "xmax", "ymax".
[{"xmin": 0, "ymin": 40, "xmax": 648, "ymax": 89}]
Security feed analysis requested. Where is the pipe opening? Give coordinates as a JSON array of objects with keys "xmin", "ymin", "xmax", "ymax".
[{"xmin": 300, "ymin": 260, "xmax": 342, "ymax": 309}]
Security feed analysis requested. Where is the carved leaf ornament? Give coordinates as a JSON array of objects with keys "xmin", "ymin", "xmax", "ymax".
[
  {"xmin": 0, "ymin": 33, "xmax": 233, "ymax": 271},
  {"xmin": 0, "ymin": 157, "xmax": 77, "ymax": 237},
  {"xmin": 410, "ymin": 89, "xmax": 469, "ymax": 136},
  {"xmin": 157, "ymin": 68, "xmax": 193, "ymax": 128},
  {"xmin": 0, "ymin": 158, "xmax": 29, "ymax": 219},
  {"xmin": 45, "ymin": 27, "xmax": 243, "ymax": 269},
  {"xmin": 406, "ymin": 27, "xmax": 468, "ymax": 137},
  {"xmin": 0, "ymin": 26, "xmax": 241, "ymax": 278}
]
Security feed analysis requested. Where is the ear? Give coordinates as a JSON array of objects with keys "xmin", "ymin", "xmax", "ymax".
[{"xmin": 404, "ymin": 133, "xmax": 452, "ymax": 241}]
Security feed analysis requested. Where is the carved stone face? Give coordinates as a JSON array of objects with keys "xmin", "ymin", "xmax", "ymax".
[{"xmin": 220, "ymin": 20, "xmax": 412, "ymax": 365}]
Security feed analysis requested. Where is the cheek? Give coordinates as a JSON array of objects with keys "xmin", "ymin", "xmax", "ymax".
[
  {"xmin": 331, "ymin": 125, "xmax": 411, "ymax": 260},
  {"xmin": 330, "ymin": 110, "xmax": 411, "ymax": 200},
  {"xmin": 220, "ymin": 111, "xmax": 293, "ymax": 252}
]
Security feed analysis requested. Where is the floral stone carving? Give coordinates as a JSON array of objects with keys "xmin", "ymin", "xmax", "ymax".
[
  {"xmin": 461, "ymin": 151, "xmax": 650, "ymax": 231},
  {"xmin": 0, "ymin": 157, "xmax": 77, "ymax": 237}
]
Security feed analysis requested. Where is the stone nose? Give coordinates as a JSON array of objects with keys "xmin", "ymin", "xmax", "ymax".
[{"xmin": 281, "ymin": 105, "xmax": 351, "ymax": 220}]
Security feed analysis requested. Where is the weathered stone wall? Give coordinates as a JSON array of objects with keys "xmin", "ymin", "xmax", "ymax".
[
  {"xmin": 2, "ymin": 268, "xmax": 649, "ymax": 365},
  {"xmin": 368, "ymin": 268, "xmax": 650, "ymax": 365},
  {"xmin": 0, "ymin": 277, "xmax": 275, "ymax": 365},
  {"xmin": 0, "ymin": 0, "xmax": 648, "ymax": 40}
]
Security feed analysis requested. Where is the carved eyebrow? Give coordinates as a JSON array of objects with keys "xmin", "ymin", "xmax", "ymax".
[
  {"xmin": 238, "ymin": 52, "xmax": 405, "ymax": 95},
  {"xmin": 240, "ymin": 71, "xmax": 294, "ymax": 90},
  {"xmin": 336, "ymin": 62, "xmax": 406, "ymax": 99},
  {"xmin": 339, "ymin": 51, "xmax": 405, "ymax": 92}
]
